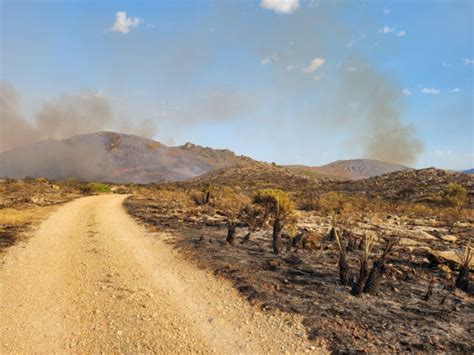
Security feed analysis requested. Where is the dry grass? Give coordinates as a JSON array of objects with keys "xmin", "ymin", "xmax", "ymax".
[
  {"xmin": 0, "ymin": 206, "xmax": 58, "ymax": 250},
  {"xmin": 0, "ymin": 206, "xmax": 56, "ymax": 226}
]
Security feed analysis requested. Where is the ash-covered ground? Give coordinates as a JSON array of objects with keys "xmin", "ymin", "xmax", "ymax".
[{"xmin": 125, "ymin": 195, "xmax": 473, "ymax": 353}]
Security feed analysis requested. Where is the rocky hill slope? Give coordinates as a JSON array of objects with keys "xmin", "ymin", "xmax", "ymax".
[
  {"xmin": 0, "ymin": 132, "xmax": 255, "ymax": 183},
  {"xmin": 323, "ymin": 167, "xmax": 474, "ymax": 207},
  {"xmin": 286, "ymin": 159, "xmax": 409, "ymax": 180},
  {"xmin": 185, "ymin": 163, "xmax": 324, "ymax": 192},
  {"xmin": 184, "ymin": 163, "xmax": 473, "ymax": 207}
]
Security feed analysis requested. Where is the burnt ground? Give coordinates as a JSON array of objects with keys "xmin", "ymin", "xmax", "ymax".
[
  {"xmin": 0, "ymin": 225, "xmax": 27, "ymax": 250},
  {"xmin": 125, "ymin": 196, "xmax": 473, "ymax": 353},
  {"xmin": 0, "ymin": 178, "xmax": 85, "ymax": 253}
]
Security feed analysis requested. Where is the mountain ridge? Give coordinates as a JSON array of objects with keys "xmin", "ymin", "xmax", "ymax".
[
  {"xmin": 0, "ymin": 132, "xmax": 256, "ymax": 183},
  {"xmin": 0, "ymin": 131, "xmax": 462, "ymax": 183}
]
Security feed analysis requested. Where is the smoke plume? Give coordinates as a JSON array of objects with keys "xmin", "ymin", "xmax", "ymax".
[
  {"xmin": 328, "ymin": 64, "xmax": 423, "ymax": 164},
  {"xmin": 174, "ymin": 89, "xmax": 259, "ymax": 124},
  {"xmin": 0, "ymin": 81, "xmax": 156, "ymax": 152},
  {"xmin": 0, "ymin": 82, "xmax": 37, "ymax": 151},
  {"xmin": 1, "ymin": 1, "xmax": 425, "ymax": 165}
]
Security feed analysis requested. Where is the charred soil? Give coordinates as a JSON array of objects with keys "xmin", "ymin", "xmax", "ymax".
[{"xmin": 125, "ymin": 194, "xmax": 473, "ymax": 353}]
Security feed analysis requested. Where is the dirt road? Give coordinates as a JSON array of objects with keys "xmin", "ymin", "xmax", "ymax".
[{"xmin": 0, "ymin": 195, "xmax": 318, "ymax": 353}]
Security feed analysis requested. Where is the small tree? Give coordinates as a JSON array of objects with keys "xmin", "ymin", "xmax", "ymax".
[
  {"xmin": 328, "ymin": 212, "xmax": 338, "ymax": 240},
  {"xmin": 200, "ymin": 183, "xmax": 213, "ymax": 204},
  {"xmin": 334, "ymin": 229, "xmax": 351, "ymax": 286},
  {"xmin": 351, "ymin": 235, "xmax": 375, "ymax": 296},
  {"xmin": 455, "ymin": 242, "xmax": 472, "ymax": 292},
  {"xmin": 441, "ymin": 183, "xmax": 467, "ymax": 210},
  {"xmin": 239, "ymin": 204, "xmax": 267, "ymax": 244},
  {"xmin": 253, "ymin": 189, "xmax": 296, "ymax": 255},
  {"xmin": 363, "ymin": 237, "xmax": 400, "ymax": 295},
  {"xmin": 211, "ymin": 187, "xmax": 249, "ymax": 245}
]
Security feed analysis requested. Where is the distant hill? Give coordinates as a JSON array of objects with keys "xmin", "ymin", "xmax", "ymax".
[
  {"xmin": 286, "ymin": 159, "xmax": 409, "ymax": 180},
  {"xmin": 184, "ymin": 163, "xmax": 325, "ymax": 192},
  {"xmin": 0, "ymin": 132, "xmax": 256, "ymax": 183},
  {"xmin": 462, "ymin": 168, "xmax": 474, "ymax": 174}
]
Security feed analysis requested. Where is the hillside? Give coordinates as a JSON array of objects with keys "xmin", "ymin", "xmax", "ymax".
[
  {"xmin": 180, "ymin": 162, "xmax": 473, "ymax": 208},
  {"xmin": 323, "ymin": 167, "xmax": 474, "ymax": 207},
  {"xmin": 286, "ymin": 159, "xmax": 409, "ymax": 180},
  {"xmin": 178, "ymin": 163, "xmax": 324, "ymax": 192},
  {"xmin": 0, "ymin": 132, "xmax": 255, "ymax": 184}
]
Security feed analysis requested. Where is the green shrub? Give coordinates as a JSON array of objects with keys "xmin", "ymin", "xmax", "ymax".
[{"xmin": 86, "ymin": 182, "xmax": 110, "ymax": 193}]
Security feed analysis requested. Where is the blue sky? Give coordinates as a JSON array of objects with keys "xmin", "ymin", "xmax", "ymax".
[{"xmin": 1, "ymin": 0, "xmax": 473, "ymax": 169}]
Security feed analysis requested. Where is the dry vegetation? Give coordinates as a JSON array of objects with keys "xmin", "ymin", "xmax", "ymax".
[
  {"xmin": 320, "ymin": 167, "xmax": 474, "ymax": 208},
  {"xmin": 0, "ymin": 207, "xmax": 53, "ymax": 226},
  {"xmin": 125, "ymin": 168, "xmax": 473, "ymax": 353},
  {"xmin": 0, "ymin": 206, "xmax": 56, "ymax": 249}
]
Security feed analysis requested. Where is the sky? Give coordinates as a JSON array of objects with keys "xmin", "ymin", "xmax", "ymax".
[{"xmin": 0, "ymin": 0, "xmax": 473, "ymax": 170}]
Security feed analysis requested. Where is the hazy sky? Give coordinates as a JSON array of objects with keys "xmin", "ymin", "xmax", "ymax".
[{"xmin": 1, "ymin": 0, "xmax": 473, "ymax": 169}]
